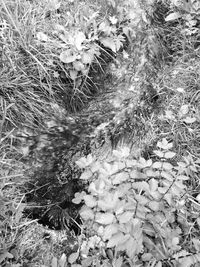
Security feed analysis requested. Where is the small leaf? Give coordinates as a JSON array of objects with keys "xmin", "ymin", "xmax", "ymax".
[
  {"xmin": 155, "ymin": 262, "xmax": 162, "ymax": 267},
  {"xmin": 81, "ymin": 257, "xmax": 94, "ymax": 267},
  {"xmin": 165, "ymin": 12, "xmax": 181, "ymax": 21},
  {"xmin": 112, "ymin": 172, "xmax": 129, "ymax": 185},
  {"xmin": 107, "ymin": 232, "xmax": 128, "ymax": 248},
  {"xmin": 176, "ymin": 175, "xmax": 189, "ymax": 181},
  {"xmin": 95, "ymin": 212, "xmax": 115, "ymax": 225},
  {"xmin": 80, "ymin": 206, "xmax": 94, "ymax": 220},
  {"xmin": 157, "ymin": 138, "xmax": 173, "ymax": 150},
  {"xmin": 69, "ymin": 70, "xmax": 78, "ymax": 80},
  {"xmin": 74, "ymin": 31, "xmax": 86, "ymax": 50},
  {"xmin": 109, "ymin": 16, "xmax": 118, "ymax": 24},
  {"xmin": 118, "ymin": 211, "xmax": 133, "ymax": 224},
  {"xmin": 130, "ymin": 170, "xmax": 146, "ymax": 179},
  {"xmin": 176, "ymin": 87, "xmax": 185, "ymax": 93},
  {"xmin": 163, "ymin": 162, "xmax": 173, "ymax": 170},
  {"xmin": 179, "ymin": 104, "xmax": 189, "ymax": 117},
  {"xmin": 59, "ymin": 253, "xmax": 67, "ymax": 267},
  {"xmin": 80, "ymin": 169, "xmax": 93, "ymax": 180},
  {"xmin": 148, "ymin": 201, "xmax": 160, "ymax": 211},
  {"xmin": 51, "ymin": 257, "xmax": 58, "ymax": 267},
  {"xmin": 83, "ymin": 195, "xmax": 97, "ymax": 208},
  {"xmin": 161, "ymin": 171, "xmax": 174, "ymax": 181},
  {"xmin": 73, "ymin": 60, "xmax": 85, "ymax": 71},
  {"xmin": 68, "ymin": 251, "xmax": 79, "ymax": 264},
  {"xmin": 113, "ymin": 146, "xmax": 130, "ymax": 158},
  {"xmin": 153, "ymin": 150, "xmax": 164, "ymax": 158},
  {"xmin": 81, "ymin": 51, "xmax": 94, "ymax": 64},
  {"xmin": 165, "ymin": 110, "xmax": 175, "ymax": 120},
  {"xmin": 76, "ymin": 154, "xmax": 93, "ymax": 168},
  {"xmin": 164, "ymin": 151, "xmax": 176, "ymax": 159},
  {"xmin": 183, "ymin": 117, "xmax": 196, "ymax": 124},
  {"xmin": 152, "ymin": 161, "xmax": 163, "ymax": 169},
  {"xmin": 100, "ymin": 37, "xmax": 117, "ymax": 52},
  {"xmin": 149, "ymin": 178, "xmax": 158, "ymax": 192},
  {"xmin": 60, "ymin": 49, "xmax": 77, "ymax": 63},
  {"xmin": 112, "ymin": 257, "xmax": 123, "ymax": 267},
  {"xmin": 103, "ymin": 224, "xmax": 118, "ymax": 240},
  {"xmin": 37, "ymin": 31, "xmax": 49, "ymax": 42}
]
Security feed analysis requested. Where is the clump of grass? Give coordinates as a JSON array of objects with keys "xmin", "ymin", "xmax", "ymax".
[{"xmin": 0, "ymin": 0, "xmax": 116, "ymax": 131}]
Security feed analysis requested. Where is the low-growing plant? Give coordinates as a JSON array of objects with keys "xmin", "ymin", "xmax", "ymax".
[{"xmin": 70, "ymin": 138, "xmax": 200, "ymax": 266}]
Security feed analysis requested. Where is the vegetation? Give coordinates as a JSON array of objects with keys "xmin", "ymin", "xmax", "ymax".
[{"xmin": 0, "ymin": 0, "xmax": 200, "ymax": 266}]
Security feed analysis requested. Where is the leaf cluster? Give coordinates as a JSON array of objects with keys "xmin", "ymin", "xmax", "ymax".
[{"xmin": 70, "ymin": 138, "xmax": 200, "ymax": 266}]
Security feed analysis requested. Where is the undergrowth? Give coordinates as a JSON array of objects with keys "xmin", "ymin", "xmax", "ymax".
[
  {"xmin": 0, "ymin": 0, "xmax": 200, "ymax": 266},
  {"xmin": 69, "ymin": 140, "xmax": 200, "ymax": 267}
]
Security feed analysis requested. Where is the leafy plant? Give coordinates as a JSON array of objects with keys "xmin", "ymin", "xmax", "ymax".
[{"xmin": 71, "ymin": 139, "xmax": 200, "ymax": 266}]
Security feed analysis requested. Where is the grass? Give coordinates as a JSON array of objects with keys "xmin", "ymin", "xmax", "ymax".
[{"xmin": 0, "ymin": 0, "xmax": 200, "ymax": 265}]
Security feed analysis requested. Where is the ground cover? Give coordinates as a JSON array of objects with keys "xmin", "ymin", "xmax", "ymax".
[{"xmin": 0, "ymin": 0, "xmax": 200, "ymax": 266}]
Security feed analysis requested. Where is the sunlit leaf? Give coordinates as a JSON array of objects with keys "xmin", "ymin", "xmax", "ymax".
[
  {"xmin": 183, "ymin": 117, "xmax": 196, "ymax": 124},
  {"xmin": 113, "ymin": 146, "xmax": 130, "ymax": 158},
  {"xmin": 51, "ymin": 257, "xmax": 58, "ymax": 267},
  {"xmin": 107, "ymin": 232, "xmax": 128, "ymax": 248},
  {"xmin": 80, "ymin": 169, "xmax": 93, "ymax": 180},
  {"xmin": 176, "ymin": 175, "xmax": 189, "ymax": 181},
  {"xmin": 100, "ymin": 37, "xmax": 117, "ymax": 52},
  {"xmin": 132, "ymin": 181, "xmax": 149, "ymax": 192},
  {"xmin": 153, "ymin": 150, "xmax": 164, "ymax": 158},
  {"xmin": 60, "ymin": 49, "xmax": 77, "ymax": 63},
  {"xmin": 148, "ymin": 201, "xmax": 160, "ymax": 211},
  {"xmin": 98, "ymin": 192, "xmax": 119, "ymax": 211},
  {"xmin": 73, "ymin": 60, "xmax": 85, "ymax": 71},
  {"xmin": 103, "ymin": 224, "xmax": 118, "ymax": 240},
  {"xmin": 130, "ymin": 170, "xmax": 147, "ymax": 179},
  {"xmin": 83, "ymin": 195, "xmax": 97, "ymax": 208},
  {"xmin": 163, "ymin": 162, "xmax": 173, "ymax": 170},
  {"xmin": 37, "ymin": 31, "xmax": 49, "ymax": 42},
  {"xmin": 101, "ymin": 162, "xmax": 119, "ymax": 176},
  {"xmin": 72, "ymin": 191, "xmax": 86, "ymax": 204},
  {"xmin": 165, "ymin": 12, "xmax": 181, "ymax": 21},
  {"xmin": 59, "ymin": 253, "xmax": 67, "ymax": 267},
  {"xmin": 74, "ymin": 31, "xmax": 86, "ymax": 50},
  {"xmin": 89, "ymin": 179, "xmax": 106, "ymax": 195},
  {"xmin": 95, "ymin": 212, "xmax": 115, "ymax": 225},
  {"xmin": 81, "ymin": 51, "xmax": 94, "ymax": 64},
  {"xmin": 69, "ymin": 70, "xmax": 78, "ymax": 80},
  {"xmin": 149, "ymin": 178, "xmax": 158, "ymax": 192},
  {"xmin": 76, "ymin": 154, "xmax": 93, "ymax": 168},
  {"xmin": 68, "ymin": 251, "xmax": 79, "ymax": 264},
  {"xmin": 112, "ymin": 172, "xmax": 129, "ymax": 185},
  {"xmin": 118, "ymin": 211, "xmax": 133, "ymax": 224},
  {"xmin": 164, "ymin": 151, "xmax": 176, "ymax": 159},
  {"xmin": 161, "ymin": 171, "xmax": 174, "ymax": 181},
  {"xmin": 80, "ymin": 206, "xmax": 94, "ymax": 220},
  {"xmin": 179, "ymin": 104, "xmax": 189, "ymax": 117},
  {"xmin": 157, "ymin": 138, "xmax": 173, "ymax": 150},
  {"xmin": 152, "ymin": 161, "xmax": 162, "ymax": 169}
]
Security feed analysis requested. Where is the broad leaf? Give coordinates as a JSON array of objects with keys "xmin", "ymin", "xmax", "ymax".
[
  {"xmin": 165, "ymin": 12, "xmax": 181, "ymax": 21},
  {"xmin": 107, "ymin": 232, "xmax": 129, "ymax": 248},
  {"xmin": 95, "ymin": 212, "xmax": 115, "ymax": 225},
  {"xmin": 83, "ymin": 195, "xmax": 97, "ymax": 208},
  {"xmin": 68, "ymin": 251, "xmax": 79, "ymax": 264},
  {"xmin": 112, "ymin": 172, "xmax": 129, "ymax": 185},
  {"xmin": 80, "ymin": 206, "xmax": 94, "ymax": 220},
  {"xmin": 60, "ymin": 49, "xmax": 77, "ymax": 63}
]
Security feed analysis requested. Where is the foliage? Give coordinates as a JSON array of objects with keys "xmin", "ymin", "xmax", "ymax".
[
  {"xmin": 166, "ymin": 0, "xmax": 200, "ymax": 35},
  {"xmin": 71, "ymin": 139, "xmax": 200, "ymax": 266},
  {"xmin": 1, "ymin": 0, "xmax": 200, "ymax": 266}
]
